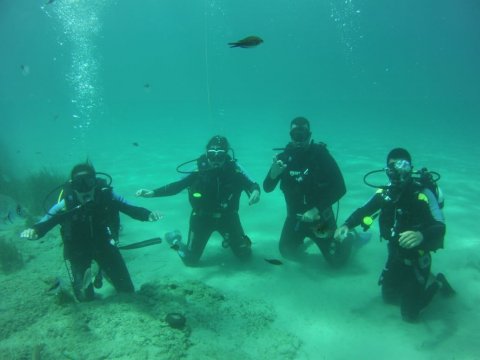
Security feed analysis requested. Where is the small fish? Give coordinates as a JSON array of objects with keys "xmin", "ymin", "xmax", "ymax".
[
  {"xmin": 16, "ymin": 205, "xmax": 25, "ymax": 217},
  {"xmin": 170, "ymin": 243, "xmax": 180, "ymax": 251},
  {"xmin": 4, "ymin": 211, "xmax": 14, "ymax": 224},
  {"xmin": 264, "ymin": 258, "xmax": 283, "ymax": 266},
  {"xmin": 45, "ymin": 277, "xmax": 62, "ymax": 293},
  {"xmin": 46, "ymin": 0, "xmax": 55, "ymax": 4},
  {"xmin": 20, "ymin": 64, "xmax": 30, "ymax": 76},
  {"xmin": 144, "ymin": 83, "xmax": 151, "ymax": 89},
  {"xmin": 132, "ymin": 142, "xmax": 139, "ymax": 147},
  {"xmin": 0, "ymin": 194, "xmax": 24, "ymax": 225},
  {"xmin": 228, "ymin": 36, "xmax": 263, "ymax": 48}
]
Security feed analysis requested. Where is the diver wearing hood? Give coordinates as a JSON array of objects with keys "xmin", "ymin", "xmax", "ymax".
[
  {"xmin": 334, "ymin": 148, "xmax": 455, "ymax": 322},
  {"xmin": 21, "ymin": 162, "xmax": 161, "ymax": 302},
  {"xmin": 136, "ymin": 135, "xmax": 260, "ymax": 266},
  {"xmin": 263, "ymin": 117, "xmax": 350, "ymax": 266}
]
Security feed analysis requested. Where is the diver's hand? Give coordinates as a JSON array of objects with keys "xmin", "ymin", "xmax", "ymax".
[
  {"xmin": 269, "ymin": 156, "xmax": 287, "ymax": 179},
  {"xmin": 148, "ymin": 211, "xmax": 163, "ymax": 222},
  {"xmin": 398, "ymin": 230, "xmax": 423, "ymax": 249},
  {"xmin": 20, "ymin": 228, "xmax": 38, "ymax": 240},
  {"xmin": 300, "ymin": 207, "xmax": 321, "ymax": 223},
  {"xmin": 334, "ymin": 225, "xmax": 349, "ymax": 241},
  {"xmin": 136, "ymin": 189, "xmax": 154, "ymax": 198},
  {"xmin": 248, "ymin": 189, "xmax": 260, "ymax": 205}
]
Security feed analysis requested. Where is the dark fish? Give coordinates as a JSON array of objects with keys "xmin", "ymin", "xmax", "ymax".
[
  {"xmin": 46, "ymin": 0, "xmax": 55, "ymax": 4},
  {"xmin": 170, "ymin": 243, "xmax": 180, "ymax": 251},
  {"xmin": 228, "ymin": 36, "xmax": 263, "ymax": 48},
  {"xmin": 144, "ymin": 83, "xmax": 151, "ymax": 89},
  {"xmin": 264, "ymin": 258, "xmax": 283, "ymax": 265},
  {"xmin": 132, "ymin": 142, "xmax": 139, "ymax": 147}
]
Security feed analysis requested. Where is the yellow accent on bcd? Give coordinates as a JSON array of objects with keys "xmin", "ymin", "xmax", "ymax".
[{"xmin": 418, "ymin": 193, "xmax": 428, "ymax": 203}]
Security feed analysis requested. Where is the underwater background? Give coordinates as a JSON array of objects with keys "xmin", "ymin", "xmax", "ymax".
[{"xmin": 1, "ymin": 0, "xmax": 480, "ymax": 359}]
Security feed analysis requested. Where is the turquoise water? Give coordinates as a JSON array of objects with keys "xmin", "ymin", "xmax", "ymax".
[
  {"xmin": 1, "ymin": 1, "xmax": 480, "ymax": 359},
  {"xmin": 2, "ymin": 0, "xmax": 479, "ymax": 173}
]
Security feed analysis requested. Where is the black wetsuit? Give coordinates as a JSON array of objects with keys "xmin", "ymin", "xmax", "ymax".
[
  {"xmin": 33, "ymin": 182, "xmax": 152, "ymax": 301},
  {"xmin": 343, "ymin": 182, "xmax": 445, "ymax": 321},
  {"xmin": 263, "ymin": 142, "xmax": 348, "ymax": 265},
  {"xmin": 153, "ymin": 155, "xmax": 260, "ymax": 266}
]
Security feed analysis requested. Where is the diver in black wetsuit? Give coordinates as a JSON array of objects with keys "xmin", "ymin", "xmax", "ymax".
[
  {"xmin": 263, "ymin": 117, "xmax": 350, "ymax": 266},
  {"xmin": 136, "ymin": 135, "xmax": 260, "ymax": 266},
  {"xmin": 21, "ymin": 162, "xmax": 161, "ymax": 302},
  {"xmin": 334, "ymin": 148, "xmax": 455, "ymax": 322}
]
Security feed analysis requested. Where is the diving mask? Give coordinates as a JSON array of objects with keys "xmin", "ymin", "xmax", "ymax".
[
  {"xmin": 386, "ymin": 159, "xmax": 412, "ymax": 186},
  {"xmin": 72, "ymin": 172, "xmax": 96, "ymax": 193},
  {"xmin": 206, "ymin": 148, "xmax": 227, "ymax": 167},
  {"xmin": 290, "ymin": 126, "xmax": 311, "ymax": 143}
]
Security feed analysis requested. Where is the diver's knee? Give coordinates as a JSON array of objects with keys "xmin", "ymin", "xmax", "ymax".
[
  {"xmin": 279, "ymin": 239, "xmax": 299, "ymax": 257},
  {"xmin": 116, "ymin": 283, "xmax": 134, "ymax": 293},
  {"xmin": 401, "ymin": 311, "xmax": 420, "ymax": 323},
  {"xmin": 382, "ymin": 286, "xmax": 400, "ymax": 305},
  {"xmin": 230, "ymin": 235, "xmax": 252, "ymax": 258},
  {"xmin": 180, "ymin": 254, "xmax": 201, "ymax": 267}
]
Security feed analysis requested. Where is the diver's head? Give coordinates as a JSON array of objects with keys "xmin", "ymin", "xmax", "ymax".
[
  {"xmin": 386, "ymin": 148, "xmax": 412, "ymax": 187},
  {"xmin": 206, "ymin": 135, "xmax": 229, "ymax": 168},
  {"xmin": 290, "ymin": 117, "xmax": 311, "ymax": 147},
  {"xmin": 70, "ymin": 162, "xmax": 96, "ymax": 203}
]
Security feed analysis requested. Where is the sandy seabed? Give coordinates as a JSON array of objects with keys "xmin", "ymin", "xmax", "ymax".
[{"xmin": 1, "ymin": 145, "xmax": 480, "ymax": 360}]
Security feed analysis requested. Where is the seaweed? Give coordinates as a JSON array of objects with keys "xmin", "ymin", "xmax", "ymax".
[
  {"xmin": 0, "ymin": 140, "xmax": 20, "ymax": 196},
  {"xmin": 0, "ymin": 171, "xmax": 17, "ymax": 198},
  {"xmin": 18, "ymin": 168, "xmax": 66, "ymax": 216},
  {"xmin": 1, "ymin": 165, "xmax": 65, "ymax": 219},
  {"xmin": 0, "ymin": 236, "xmax": 24, "ymax": 273}
]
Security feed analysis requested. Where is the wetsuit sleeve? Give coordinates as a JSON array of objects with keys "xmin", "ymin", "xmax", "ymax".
[
  {"xmin": 248, "ymin": 181, "xmax": 261, "ymax": 195},
  {"xmin": 152, "ymin": 175, "xmax": 193, "ymax": 197},
  {"xmin": 113, "ymin": 193, "xmax": 152, "ymax": 221},
  {"xmin": 263, "ymin": 172, "xmax": 280, "ymax": 193},
  {"xmin": 236, "ymin": 163, "xmax": 261, "ymax": 195},
  {"xmin": 420, "ymin": 222, "xmax": 445, "ymax": 251},
  {"xmin": 32, "ymin": 200, "xmax": 68, "ymax": 238},
  {"xmin": 263, "ymin": 151, "xmax": 287, "ymax": 193},
  {"xmin": 313, "ymin": 149, "xmax": 346, "ymax": 211},
  {"xmin": 417, "ymin": 189, "xmax": 446, "ymax": 251},
  {"xmin": 344, "ymin": 193, "xmax": 383, "ymax": 229}
]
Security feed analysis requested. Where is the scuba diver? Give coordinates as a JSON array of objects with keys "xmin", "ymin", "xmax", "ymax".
[
  {"xmin": 263, "ymin": 116, "xmax": 353, "ymax": 266},
  {"xmin": 136, "ymin": 135, "xmax": 260, "ymax": 266},
  {"xmin": 334, "ymin": 148, "xmax": 455, "ymax": 322},
  {"xmin": 20, "ymin": 162, "xmax": 161, "ymax": 302}
]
